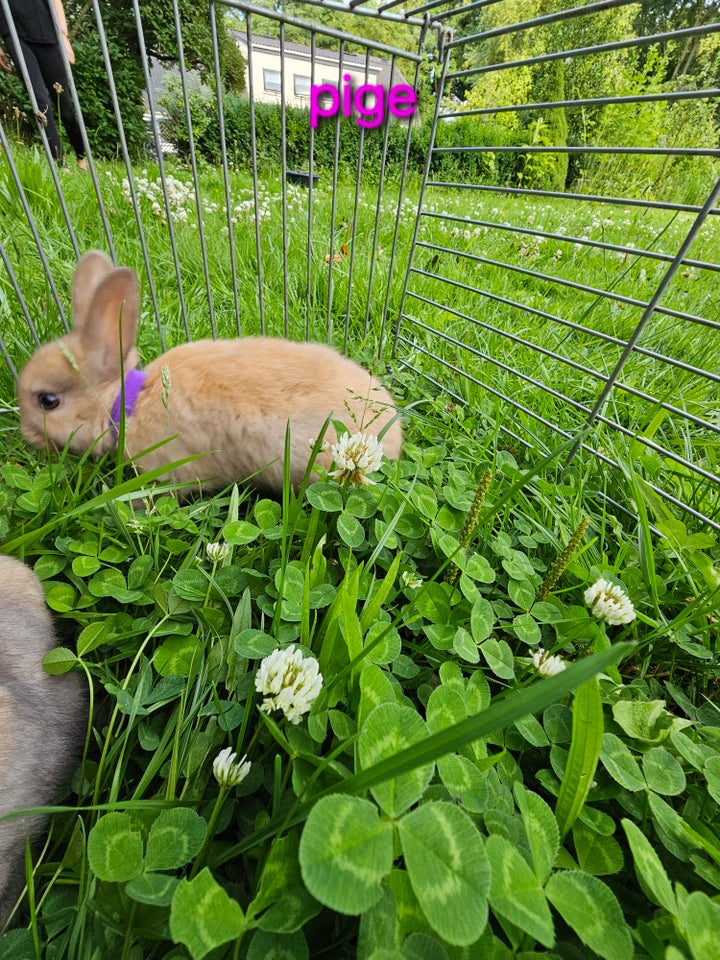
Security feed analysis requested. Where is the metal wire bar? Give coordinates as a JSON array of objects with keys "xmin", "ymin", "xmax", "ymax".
[
  {"xmin": 131, "ymin": 0, "xmax": 189, "ymax": 342},
  {"xmin": 280, "ymin": 22, "xmax": 290, "ymax": 339},
  {"xmin": 448, "ymin": 22, "xmax": 720, "ymax": 81},
  {"xmin": 0, "ymin": 121, "xmax": 68, "ymax": 332},
  {"xmin": 0, "ymin": 0, "xmax": 79, "ymax": 256},
  {"xmin": 393, "ymin": 25, "xmax": 452, "ymax": 353},
  {"xmin": 404, "ymin": 0, "xmax": 501, "ymax": 21},
  {"xmin": 225, "ymin": 0, "xmax": 427, "ymax": 61},
  {"xmin": 0, "ymin": 330, "xmax": 18, "ymax": 383},
  {"xmin": 305, "ymin": 32, "xmax": 318, "ymax": 341},
  {"xmin": 0, "ymin": 240, "xmax": 37, "ymax": 377},
  {"xmin": 88, "ymin": 0, "xmax": 164, "ymax": 346},
  {"xmin": 45, "ymin": 0, "xmax": 114, "ymax": 258},
  {"xmin": 434, "ymin": 146, "xmax": 720, "ymax": 158},
  {"xmin": 363, "ymin": 62, "xmax": 396, "ymax": 341},
  {"xmin": 395, "ymin": 336, "xmax": 720, "ymax": 531},
  {"xmin": 378, "ymin": 15, "xmax": 436, "ymax": 351},
  {"xmin": 413, "ymin": 240, "xmax": 720, "ymax": 359},
  {"xmin": 325, "ymin": 40, "xmax": 345, "ymax": 342},
  {"xmin": 567, "ymin": 175, "xmax": 720, "ymax": 462},
  {"xmin": 209, "ymin": 2, "xmax": 240, "ymax": 335},
  {"xmin": 442, "ymin": 88, "xmax": 720, "ymax": 119},
  {"xmin": 243, "ymin": 12, "xmax": 266, "ymax": 335},
  {"xmin": 425, "ymin": 0, "xmax": 601, "ymax": 24},
  {"xmin": 175, "ymin": 0, "xmax": 216, "ymax": 338},
  {"xmin": 419, "ymin": 210, "xmax": 720, "ymax": 277},
  {"xmin": 456, "ymin": 0, "xmax": 638, "ymax": 47},
  {"xmin": 300, "ymin": 0, "xmax": 429, "ymax": 28},
  {"xmin": 424, "ymin": 181, "xmax": 720, "ymax": 220},
  {"xmin": 0, "ymin": 0, "xmax": 44, "ymax": 128},
  {"xmin": 404, "ymin": 284, "xmax": 720, "ymax": 438},
  {"xmin": 344, "ymin": 48, "xmax": 372, "ymax": 352}
]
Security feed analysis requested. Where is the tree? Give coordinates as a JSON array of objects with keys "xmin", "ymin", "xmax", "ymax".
[
  {"xmin": 245, "ymin": 1, "xmax": 418, "ymax": 55},
  {"xmin": 0, "ymin": 1, "xmax": 245, "ymax": 159},
  {"xmin": 635, "ymin": 0, "xmax": 720, "ymax": 79}
]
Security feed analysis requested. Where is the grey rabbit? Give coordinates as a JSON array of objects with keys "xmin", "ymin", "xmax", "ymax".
[{"xmin": 0, "ymin": 556, "xmax": 85, "ymax": 927}]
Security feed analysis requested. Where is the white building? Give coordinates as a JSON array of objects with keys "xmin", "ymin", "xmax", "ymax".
[{"xmin": 231, "ymin": 32, "xmax": 408, "ymax": 111}]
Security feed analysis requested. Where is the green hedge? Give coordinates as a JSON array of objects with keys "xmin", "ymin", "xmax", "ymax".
[{"xmin": 160, "ymin": 87, "xmax": 520, "ymax": 186}]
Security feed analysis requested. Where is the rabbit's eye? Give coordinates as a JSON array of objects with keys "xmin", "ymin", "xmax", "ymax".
[{"xmin": 38, "ymin": 393, "xmax": 61, "ymax": 411}]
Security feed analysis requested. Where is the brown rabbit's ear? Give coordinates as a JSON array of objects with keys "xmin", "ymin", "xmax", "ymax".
[
  {"xmin": 81, "ymin": 267, "xmax": 140, "ymax": 377},
  {"xmin": 71, "ymin": 250, "xmax": 115, "ymax": 331}
]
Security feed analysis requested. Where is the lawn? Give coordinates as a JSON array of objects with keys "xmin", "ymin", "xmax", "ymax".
[{"xmin": 0, "ymin": 147, "xmax": 719, "ymax": 959}]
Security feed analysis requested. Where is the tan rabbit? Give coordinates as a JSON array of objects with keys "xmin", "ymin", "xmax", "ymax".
[
  {"xmin": 18, "ymin": 250, "xmax": 402, "ymax": 494},
  {"xmin": 0, "ymin": 556, "xmax": 85, "ymax": 927}
]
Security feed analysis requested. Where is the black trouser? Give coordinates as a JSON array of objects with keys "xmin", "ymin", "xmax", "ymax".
[{"xmin": 3, "ymin": 33, "xmax": 85, "ymax": 162}]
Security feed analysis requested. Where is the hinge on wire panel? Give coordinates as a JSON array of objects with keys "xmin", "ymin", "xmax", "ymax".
[
  {"xmin": 420, "ymin": 13, "xmax": 452, "ymax": 71},
  {"xmin": 436, "ymin": 24, "xmax": 453, "ymax": 62}
]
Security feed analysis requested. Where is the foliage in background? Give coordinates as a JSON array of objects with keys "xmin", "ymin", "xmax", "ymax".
[
  {"xmin": 530, "ymin": 61, "xmax": 568, "ymax": 191},
  {"xmin": 453, "ymin": 0, "xmax": 719, "ymax": 197},
  {"xmin": 0, "ymin": 0, "xmax": 245, "ymax": 160},
  {"xmin": 156, "ymin": 54, "xmax": 716, "ymax": 199},
  {"xmin": 245, "ymin": 0, "xmax": 419, "ymax": 57},
  {"xmin": 156, "ymin": 83, "xmax": 518, "ymax": 185}
]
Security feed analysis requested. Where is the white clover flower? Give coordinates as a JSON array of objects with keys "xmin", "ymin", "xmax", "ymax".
[
  {"xmin": 584, "ymin": 578, "xmax": 636, "ymax": 625},
  {"xmin": 255, "ymin": 645, "xmax": 323, "ymax": 724},
  {"xmin": 532, "ymin": 648, "xmax": 567, "ymax": 677},
  {"xmin": 206, "ymin": 541, "xmax": 230, "ymax": 563},
  {"xmin": 401, "ymin": 570, "xmax": 423, "ymax": 590},
  {"xmin": 329, "ymin": 432, "xmax": 384, "ymax": 485},
  {"xmin": 213, "ymin": 747, "xmax": 251, "ymax": 788},
  {"xmin": 308, "ymin": 437, "xmax": 330, "ymax": 452}
]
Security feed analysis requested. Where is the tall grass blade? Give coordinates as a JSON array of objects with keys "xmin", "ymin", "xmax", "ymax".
[{"xmin": 555, "ymin": 677, "xmax": 604, "ymax": 840}]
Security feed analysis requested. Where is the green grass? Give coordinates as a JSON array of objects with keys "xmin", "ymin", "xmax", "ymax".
[{"xmin": 0, "ymin": 147, "xmax": 719, "ymax": 958}]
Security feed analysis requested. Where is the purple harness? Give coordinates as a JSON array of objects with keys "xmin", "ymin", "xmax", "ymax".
[{"xmin": 110, "ymin": 369, "xmax": 147, "ymax": 440}]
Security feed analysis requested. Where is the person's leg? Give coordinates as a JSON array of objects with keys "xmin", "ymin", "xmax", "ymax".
[
  {"xmin": 3, "ymin": 34, "xmax": 64, "ymax": 160},
  {"xmin": 32, "ymin": 41, "xmax": 85, "ymax": 161}
]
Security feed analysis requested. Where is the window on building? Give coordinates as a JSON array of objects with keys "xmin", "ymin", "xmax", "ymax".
[
  {"xmin": 294, "ymin": 75, "xmax": 311, "ymax": 97},
  {"xmin": 263, "ymin": 69, "xmax": 281, "ymax": 92}
]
